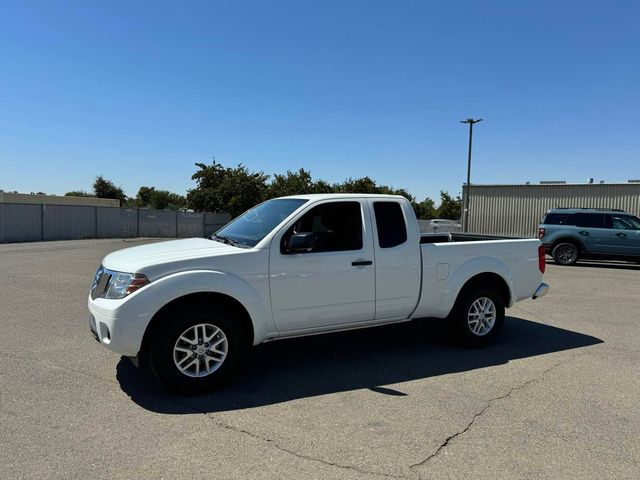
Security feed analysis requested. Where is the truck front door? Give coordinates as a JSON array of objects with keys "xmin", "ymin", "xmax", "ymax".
[{"xmin": 269, "ymin": 200, "xmax": 376, "ymax": 332}]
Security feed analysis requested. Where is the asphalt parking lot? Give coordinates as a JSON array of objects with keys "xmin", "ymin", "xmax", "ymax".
[{"xmin": 1, "ymin": 238, "xmax": 638, "ymax": 479}]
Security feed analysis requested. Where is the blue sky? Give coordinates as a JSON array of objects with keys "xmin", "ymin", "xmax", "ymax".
[{"xmin": 1, "ymin": 0, "xmax": 638, "ymax": 202}]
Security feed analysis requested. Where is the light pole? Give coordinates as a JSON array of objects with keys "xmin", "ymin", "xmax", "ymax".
[{"xmin": 460, "ymin": 118, "xmax": 483, "ymax": 232}]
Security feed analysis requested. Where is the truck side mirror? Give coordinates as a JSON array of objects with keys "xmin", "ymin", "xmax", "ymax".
[{"xmin": 285, "ymin": 232, "xmax": 318, "ymax": 253}]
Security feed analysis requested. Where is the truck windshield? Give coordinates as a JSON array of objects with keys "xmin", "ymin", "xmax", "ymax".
[{"xmin": 213, "ymin": 198, "xmax": 308, "ymax": 247}]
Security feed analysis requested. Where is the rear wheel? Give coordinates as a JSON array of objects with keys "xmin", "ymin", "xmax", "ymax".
[
  {"xmin": 451, "ymin": 287, "xmax": 505, "ymax": 347},
  {"xmin": 552, "ymin": 242, "xmax": 579, "ymax": 265},
  {"xmin": 147, "ymin": 304, "xmax": 248, "ymax": 394}
]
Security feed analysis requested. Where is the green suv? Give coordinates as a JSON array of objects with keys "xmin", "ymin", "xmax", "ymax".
[{"xmin": 538, "ymin": 208, "xmax": 640, "ymax": 265}]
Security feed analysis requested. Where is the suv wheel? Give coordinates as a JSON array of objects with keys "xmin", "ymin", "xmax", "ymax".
[
  {"xmin": 552, "ymin": 242, "xmax": 579, "ymax": 265},
  {"xmin": 147, "ymin": 304, "xmax": 248, "ymax": 394}
]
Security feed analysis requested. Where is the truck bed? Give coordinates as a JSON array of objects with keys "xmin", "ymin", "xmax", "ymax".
[
  {"xmin": 420, "ymin": 232, "xmax": 522, "ymax": 244},
  {"xmin": 413, "ymin": 235, "xmax": 542, "ymax": 319}
]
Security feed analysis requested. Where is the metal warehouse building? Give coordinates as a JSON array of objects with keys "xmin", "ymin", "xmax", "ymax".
[{"xmin": 463, "ymin": 182, "xmax": 640, "ymax": 238}]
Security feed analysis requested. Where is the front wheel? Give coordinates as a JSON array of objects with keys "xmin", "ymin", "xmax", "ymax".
[
  {"xmin": 147, "ymin": 305, "xmax": 248, "ymax": 394},
  {"xmin": 451, "ymin": 288, "xmax": 505, "ymax": 347}
]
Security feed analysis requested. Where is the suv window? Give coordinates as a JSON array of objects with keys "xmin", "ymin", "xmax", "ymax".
[
  {"xmin": 282, "ymin": 201, "xmax": 363, "ymax": 253},
  {"xmin": 373, "ymin": 201, "xmax": 407, "ymax": 248},
  {"xmin": 543, "ymin": 213, "xmax": 575, "ymax": 225},
  {"xmin": 574, "ymin": 213, "xmax": 605, "ymax": 228},
  {"xmin": 607, "ymin": 214, "xmax": 640, "ymax": 230}
]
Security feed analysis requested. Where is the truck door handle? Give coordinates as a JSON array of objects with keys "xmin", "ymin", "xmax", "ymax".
[
  {"xmin": 616, "ymin": 232, "xmax": 627, "ymax": 238},
  {"xmin": 351, "ymin": 260, "xmax": 373, "ymax": 266},
  {"xmin": 578, "ymin": 231, "xmax": 589, "ymax": 236}
]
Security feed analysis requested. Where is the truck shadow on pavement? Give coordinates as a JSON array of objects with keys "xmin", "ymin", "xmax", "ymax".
[{"xmin": 116, "ymin": 316, "xmax": 602, "ymax": 414}]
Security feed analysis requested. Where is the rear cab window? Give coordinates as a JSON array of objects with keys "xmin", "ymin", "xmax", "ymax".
[{"xmin": 373, "ymin": 201, "xmax": 407, "ymax": 248}]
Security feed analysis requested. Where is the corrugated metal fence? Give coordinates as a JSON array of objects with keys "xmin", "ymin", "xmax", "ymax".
[
  {"xmin": 0, "ymin": 203, "xmax": 231, "ymax": 243},
  {"xmin": 464, "ymin": 183, "xmax": 640, "ymax": 237}
]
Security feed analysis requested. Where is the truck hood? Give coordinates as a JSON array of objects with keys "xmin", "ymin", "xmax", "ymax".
[{"xmin": 102, "ymin": 238, "xmax": 240, "ymax": 273}]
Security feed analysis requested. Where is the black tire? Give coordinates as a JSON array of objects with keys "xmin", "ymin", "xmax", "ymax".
[
  {"xmin": 147, "ymin": 303, "xmax": 249, "ymax": 394},
  {"xmin": 552, "ymin": 242, "xmax": 579, "ymax": 265},
  {"xmin": 450, "ymin": 287, "xmax": 505, "ymax": 347}
]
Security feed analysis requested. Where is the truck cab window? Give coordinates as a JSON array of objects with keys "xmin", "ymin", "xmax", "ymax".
[
  {"xmin": 283, "ymin": 201, "xmax": 363, "ymax": 253},
  {"xmin": 373, "ymin": 201, "xmax": 407, "ymax": 248}
]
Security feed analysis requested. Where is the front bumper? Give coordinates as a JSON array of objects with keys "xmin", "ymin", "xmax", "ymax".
[
  {"xmin": 532, "ymin": 282, "xmax": 549, "ymax": 300},
  {"xmin": 87, "ymin": 288, "xmax": 159, "ymax": 357},
  {"xmin": 89, "ymin": 313, "xmax": 99, "ymax": 342}
]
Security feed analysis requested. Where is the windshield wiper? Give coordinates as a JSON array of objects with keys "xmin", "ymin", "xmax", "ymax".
[{"xmin": 210, "ymin": 233, "xmax": 241, "ymax": 247}]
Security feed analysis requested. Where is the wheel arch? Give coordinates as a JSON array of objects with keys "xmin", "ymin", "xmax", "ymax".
[
  {"xmin": 140, "ymin": 292, "xmax": 255, "ymax": 358},
  {"xmin": 456, "ymin": 272, "xmax": 511, "ymax": 307}
]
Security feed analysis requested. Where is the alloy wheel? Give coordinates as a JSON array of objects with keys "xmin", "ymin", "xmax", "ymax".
[
  {"xmin": 467, "ymin": 297, "xmax": 497, "ymax": 336},
  {"xmin": 173, "ymin": 323, "xmax": 228, "ymax": 378}
]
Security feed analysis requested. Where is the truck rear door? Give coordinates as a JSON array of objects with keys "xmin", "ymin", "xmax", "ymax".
[{"xmin": 369, "ymin": 199, "xmax": 421, "ymax": 319}]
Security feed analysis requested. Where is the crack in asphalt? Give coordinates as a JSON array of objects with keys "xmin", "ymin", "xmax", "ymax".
[
  {"xmin": 200, "ymin": 413, "xmax": 409, "ymax": 479},
  {"xmin": 1, "ymin": 349, "xmax": 589, "ymax": 479},
  {"xmin": 1, "ymin": 352, "xmax": 403, "ymax": 478},
  {"xmin": 408, "ymin": 354, "xmax": 582, "ymax": 473},
  {"xmin": 157, "ymin": 392, "xmax": 408, "ymax": 479}
]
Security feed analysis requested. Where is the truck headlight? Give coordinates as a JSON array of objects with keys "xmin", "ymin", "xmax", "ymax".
[
  {"xmin": 92, "ymin": 267, "xmax": 150, "ymax": 300},
  {"xmin": 105, "ymin": 272, "xmax": 150, "ymax": 299}
]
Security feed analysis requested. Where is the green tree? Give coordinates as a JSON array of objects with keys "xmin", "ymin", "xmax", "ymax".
[
  {"xmin": 413, "ymin": 197, "xmax": 437, "ymax": 219},
  {"xmin": 378, "ymin": 185, "xmax": 414, "ymax": 201},
  {"xmin": 436, "ymin": 190, "xmax": 462, "ymax": 220},
  {"xmin": 65, "ymin": 190, "xmax": 92, "ymax": 197},
  {"xmin": 93, "ymin": 176, "xmax": 127, "ymax": 205},
  {"xmin": 187, "ymin": 161, "xmax": 269, "ymax": 217},
  {"xmin": 134, "ymin": 186, "xmax": 187, "ymax": 210},
  {"xmin": 313, "ymin": 179, "xmax": 335, "ymax": 194},
  {"xmin": 186, "ymin": 158, "xmax": 452, "ymax": 220},
  {"xmin": 151, "ymin": 190, "xmax": 187, "ymax": 210},
  {"xmin": 335, "ymin": 176, "xmax": 379, "ymax": 194},
  {"xmin": 135, "ymin": 186, "xmax": 156, "ymax": 207},
  {"xmin": 335, "ymin": 176, "xmax": 414, "ymax": 202},
  {"xmin": 268, "ymin": 168, "xmax": 334, "ymax": 198}
]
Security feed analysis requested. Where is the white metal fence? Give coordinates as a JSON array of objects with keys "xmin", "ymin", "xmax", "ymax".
[{"xmin": 0, "ymin": 203, "xmax": 231, "ymax": 243}]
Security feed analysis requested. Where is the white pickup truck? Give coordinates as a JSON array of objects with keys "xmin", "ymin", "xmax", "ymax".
[{"xmin": 88, "ymin": 194, "xmax": 548, "ymax": 393}]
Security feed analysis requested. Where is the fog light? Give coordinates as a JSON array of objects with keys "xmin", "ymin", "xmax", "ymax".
[{"xmin": 100, "ymin": 322, "xmax": 111, "ymax": 343}]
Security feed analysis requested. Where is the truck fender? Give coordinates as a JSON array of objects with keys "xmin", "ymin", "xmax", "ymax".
[
  {"xmin": 441, "ymin": 256, "xmax": 515, "ymax": 314},
  {"xmin": 148, "ymin": 270, "xmax": 275, "ymax": 345}
]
